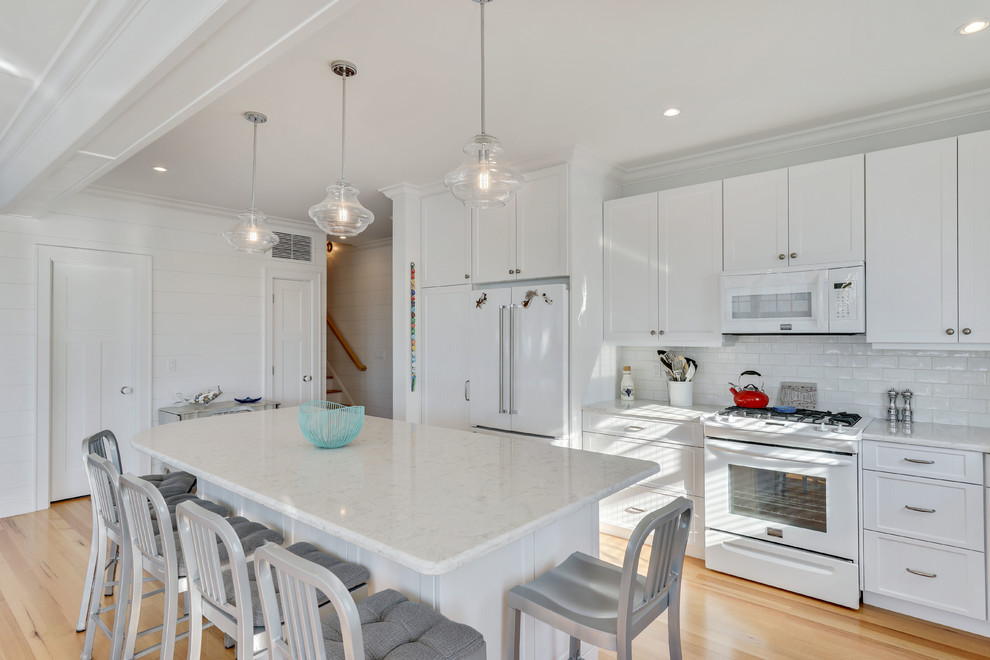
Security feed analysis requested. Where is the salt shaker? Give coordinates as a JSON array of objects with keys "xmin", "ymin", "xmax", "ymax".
[
  {"xmin": 886, "ymin": 388, "xmax": 898, "ymax": 423},
  {"xmin": 901, "ymin": 389, "xmax": 913, "ymax": 424}
]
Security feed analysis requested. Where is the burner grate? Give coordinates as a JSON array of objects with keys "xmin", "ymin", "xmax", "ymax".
[{"xmin": 718, "ymin": 406, "xmax": 861, "ymax": 426}]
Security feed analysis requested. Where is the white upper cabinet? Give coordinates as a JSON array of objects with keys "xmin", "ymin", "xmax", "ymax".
[
  {"xmin": 958, "ymin": 130, "xmax": 990, "ymax": 344},
  {"xmin": 866, "ymin": 138, "xmax": 957, "ymax": 343},
  {"xmin": 473, "ymin": 164, "xmax": 568, "ymax": 283},
  {"xmin": 788, "ymin": 155, "xmax": 865, "ymax": 266},
  {"xmin": 722, "ymin": 168, "xmax": 788, "ymax": 271},
  {"xmin": 723, "ymin": 156, "xmax": 865, "ymax": 271},
  {"xmin": 421, "ymin": 191, "xmax": 471, "ymax": 288},
  {"xmin": 603, "ymin": 181, "xmax": 723, "ymax": 346}
]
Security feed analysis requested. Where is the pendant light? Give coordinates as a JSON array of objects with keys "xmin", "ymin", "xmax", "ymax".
[
  {"xmin": 309, "ymin": 60, "xmax": 374, "ymax": 239},
  {"xmin": 444, "ymin": 0, "xmax": 522, "ymax": 209},
  {"xmin": 223, "ymin": 112, "xmax": 280, "ymax": 253}
]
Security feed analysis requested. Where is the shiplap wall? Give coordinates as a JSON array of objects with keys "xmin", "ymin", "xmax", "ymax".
[
  {"xmin": 326, "ymin": 241, "xmax": 393, "ymax": 418},
  {"xmin": 0, "ymin": 189, "xmax": 323, "ymax": 518},
  {"xmin": 619, "ymin": 335, "xmax": 990, "ymax": 426}
]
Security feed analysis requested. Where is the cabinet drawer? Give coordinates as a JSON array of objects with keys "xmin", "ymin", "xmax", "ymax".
[
  {"xmin": 584, "ymin": 432, "xmax": 701, "ymax": 496},
  {"xmin": 599, "ymin": 486, "xmax": 703, "ymax": 557},
  {"xmin": 582, "ymin": 412, "xmax": 702, "ymax": 447},
  {"xmin": 863, "ymin": 471, "xmax": 984, "ymax": 551},
  {"xmin": 863, "ymin": 530, "xmax": 986, "ymax": 620},
  {"xmin": 862, "ymin": 441, "xmax": 983, "ymax": 484}
]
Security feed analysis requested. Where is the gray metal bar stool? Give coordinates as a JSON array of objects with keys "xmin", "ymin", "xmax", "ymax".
[{"xmin": 508, "ymin": 497, "xmax": 693, "ymax": 660}]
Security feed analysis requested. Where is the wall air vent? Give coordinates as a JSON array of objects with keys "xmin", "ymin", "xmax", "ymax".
[{"xmin": 271, "ymin": 232, "xmax": 313, "ymax": 262}]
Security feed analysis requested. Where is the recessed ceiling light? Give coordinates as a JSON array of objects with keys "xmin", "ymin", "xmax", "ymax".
[
  {"xmin": 958, "ymin": 20, "xmax": 989, "ymax": 35},
  {"xmin": 152, "ymin": 166, "xmax": 168, "ymax": 172},
  {"xmin": 663, "ymin": 107, "xmax": 681, "ymax": 118}
]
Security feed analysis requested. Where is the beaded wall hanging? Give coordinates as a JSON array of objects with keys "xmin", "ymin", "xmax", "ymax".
[{"xmin": 410, "ymin": 262, "xmax": 416, "ymax": 392}]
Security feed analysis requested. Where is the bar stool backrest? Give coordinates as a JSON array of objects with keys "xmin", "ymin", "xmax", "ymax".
[
  {"xmin": 86, "ymin": 453, "xmax": 123, "ymax": 539},
  {"xmin": 84, "ymin": 429, "xmax": 123, "ymax": 474},
  {"xmin": 254, "ymin": 543, "xmax": 364, "ymax": 660},
  {"xmin": 119, "ymin": 474, "xmax": 175, "ymax": 578}
]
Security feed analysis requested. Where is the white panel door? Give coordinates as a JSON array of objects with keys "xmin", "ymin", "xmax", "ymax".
[
  {"xmin": 866, "ymin": 138, "xmax": 957, "ymax": 343},
  {"xmin": 273, "ymin": 277, "xmax": 316, "ymax": 406},
  {"xmin": 659, "ymin": 181, "xmax": 723, "ymax": 345},
  {"xmin": 958, "ymin": 130, "xmax": 990, "ymax": 344},
  {"xmin": 603, "ymin": 194, "xmax": 660, "ymax": 345},
  {"xmin": 472, "ymin": 202, "xmax": 516, "ymax": 284},
  {"xmin": 421, "ymin": 286, "xmax": 471, "ymax": 430},
  {"xmin": 788, "ymin": 154, "xmax": 865, "ymax": 266},
  {"xmin": 469, "ymin": 287, "xmax": 511, "ymax": 430},
  {"xmin": 50, "ymin": 259, "xmax": 140, "ymax": 501},
  {"xmin": 723, "ymin": 168, "xmax": 789, "ymax": 271},
  {"xmin": 421, "ymin": 192, "xmax": 471, "ymax": 287},
  {"xmin": 515, "ymin": 164, "xmax": 568, "ymax": 280},
  {"xmin": 509, "ymin": 284, "xmax": 568, "ymax": 437}
]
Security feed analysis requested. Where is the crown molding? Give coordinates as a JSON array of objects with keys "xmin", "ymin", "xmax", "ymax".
[
  {"xmin": 378, "ymin": 182, "xmax": 424, "ymax": 200},
  {"xmin": 621, "ymin": 87, "xmax": 990, "ymax": 186}
]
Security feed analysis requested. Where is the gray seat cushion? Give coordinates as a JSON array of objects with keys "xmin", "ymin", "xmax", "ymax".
[
  {"xmin": 162, "ymin": 516, "xmax": 285, "ymax": 576},
  {"xmin": 162, "ymin": 493, "xmax": 229, "ymax": 530},
  {"xmin": 141, "ymin": 470, "xmax": 196, "ymax": 498},
  {"xmin": 321, "ymin": 589, "xmax": 485, "ymax": 660}
]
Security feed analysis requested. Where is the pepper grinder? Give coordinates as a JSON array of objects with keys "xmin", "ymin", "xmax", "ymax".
[
  {"xmin": 901, "ymin": 389, "xmax": 913, "ymax": 424},
  {"xmin": 886, "ymin": 388, "xmax": 899, "ymax": 423}
]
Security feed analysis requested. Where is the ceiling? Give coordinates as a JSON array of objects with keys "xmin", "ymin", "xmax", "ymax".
[{"xmin": 72, "ymin": 1, "xmax": 990, "ymax": 243}]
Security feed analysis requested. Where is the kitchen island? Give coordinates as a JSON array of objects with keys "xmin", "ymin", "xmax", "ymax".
[{"xmin": 132, "ymin": 407, "xmax": 658, "ymax": 659}]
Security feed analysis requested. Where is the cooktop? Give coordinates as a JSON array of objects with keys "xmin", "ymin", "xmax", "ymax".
[{"xmin": 716, "ymin": 406, "xmax": 863, "ymax": 427}]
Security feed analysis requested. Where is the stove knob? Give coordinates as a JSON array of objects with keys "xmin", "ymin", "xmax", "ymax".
[{"xmin": 817, "ymin": 422, "xmax": 828, "ymax": 432}]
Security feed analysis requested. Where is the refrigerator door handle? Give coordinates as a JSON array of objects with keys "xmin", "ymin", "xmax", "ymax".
[
  {"xmin": 509, "ymin": 305, "xmax": 517, "ymax": 414},
  {"xmin": 498, "ymin": 306, "xmax": 506, "ymax": 413}
]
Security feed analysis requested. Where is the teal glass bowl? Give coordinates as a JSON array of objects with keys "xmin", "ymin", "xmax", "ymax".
[{"xmin": 298, "ymin": 401, "xmax": 365, "ymax": 449}]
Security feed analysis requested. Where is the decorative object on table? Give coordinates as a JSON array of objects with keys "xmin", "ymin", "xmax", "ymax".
[
  {"xmin": 901, "ymin": 389, "xmax": 913, "ymax": 424},
  {"xmin": 298, "ymin": 401, "xmax": 365, "ymax": 449},
  {"xmin": 233, "ymin": 396, "xmax": 262, "ymax": 404},
  {"xmin": 222, "ymin": 111, "xmax": 279, "ymax": 253},
  {"xmin": 309, "ymin": 60, "xmax": 375, "ymax": 238},
  {"xmin": 191, "ymin": 386, "xmax": 223, "ymax": 405},
  {"xmin": 779, "ymin": 381, "xmax": 818, "ymax": 409},
  {"xmin": 728, "ymin": 371, "xmax": 768, "ymax": 409},
  {"xmin": 658, "ymin": 350, "xmax": 697, "ymax": 407},
  {"xmin": 443, "ymin": 0, "xmax": 522, "ymax": 208},
  {"xmin": 410, "ymin": 262, "xmax": 416, "ymax": 392},
  {"xmin": 620, "ymin": 366, "xmax": 635, "ymax": 401}
]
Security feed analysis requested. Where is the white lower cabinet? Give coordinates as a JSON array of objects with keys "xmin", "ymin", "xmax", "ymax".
[{"xmin": 582, "ymin": 410, "xmax": 705, "ymax": 559}]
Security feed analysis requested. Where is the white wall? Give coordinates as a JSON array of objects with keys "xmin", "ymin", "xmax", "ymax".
[
  {"xmin": 620, "ymin": 336, "xmax": 990, "ymax": 426},
  {"xmin": 326, "ymin": 240, "xmax": 393, "ymax": 418},
  {"xmin": 0, "ymin": 188, "xmax": 324, "ymax": 518}
]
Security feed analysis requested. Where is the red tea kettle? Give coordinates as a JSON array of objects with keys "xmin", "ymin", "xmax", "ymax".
[{"xmin": 729, "ymin": 370, "xmax": 770, "ymax": 408}]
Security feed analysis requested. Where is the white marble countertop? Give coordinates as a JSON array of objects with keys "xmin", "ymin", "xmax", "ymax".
[
  {"xmin": 864, "ymin": 419, "xmax": 990, "ymax": 453},
  {"xmin": 132, "ymin": 408, "xmax": 658, "ymax": 575},
  {"xmin": 583, "ymin": 399, "xmax": 720, "ymax": 422}
]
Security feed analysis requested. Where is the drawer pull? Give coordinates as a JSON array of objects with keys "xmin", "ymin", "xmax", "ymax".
[
  {"xmin": 624, "ymin": 506, "xmax": 647, "ymax": 515},
  {"xmin": 906, "ymin": 568, "xmax": 937, "ymax": 579},
  {"xmin": 624, "ymin": 425, "xmax": 646, "ymax": 432},
  {"xmin": 904, "ymin": 505, "xmax": 936, "ymax": 514},
  {"xmin": 903, "ymin": 458, "xmax": 935, "ymax": 465}
]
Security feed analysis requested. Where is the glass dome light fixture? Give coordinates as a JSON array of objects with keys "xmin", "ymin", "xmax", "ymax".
[
  {"xmin": 443, "ymin": 0, "xmax": 522, "ymax": 209},
  {"xmin": 309, "ymin": 60, "xmax": 374, "ymax": 239},
  {"xmin": 223, "ymin": 111, "xmax": 280, "ymax": 253}
]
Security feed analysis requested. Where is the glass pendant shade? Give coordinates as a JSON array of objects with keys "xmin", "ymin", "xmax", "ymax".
[
  {"xmin": 444, "ymin": 133, "xmax": 522, "ymax": 208},
  {"xmin": 223, "ymin": 208, "xmax": 279, "ymax": 253},
  {"xmin": 309, "ymin": 178, "xmax": 374, "ymax": 238}
]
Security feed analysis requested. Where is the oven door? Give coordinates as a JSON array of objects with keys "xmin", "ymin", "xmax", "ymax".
[
  {"xmin": 705, "ymin": 437, "xmax": 858, "ymax": 560},
  {"xmin": 721, "ymin": 269, "xmax": 828, "ymax": 334}
]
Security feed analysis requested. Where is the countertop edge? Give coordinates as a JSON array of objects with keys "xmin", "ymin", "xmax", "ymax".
[{"xmin": 863, "ymin": 419, "xmax": 990, "ymax": 454}]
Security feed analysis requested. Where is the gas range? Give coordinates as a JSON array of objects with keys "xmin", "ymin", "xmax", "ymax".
[{"xmin": 704, "ymin": 406, "xmax": 869, "ymax": 454}]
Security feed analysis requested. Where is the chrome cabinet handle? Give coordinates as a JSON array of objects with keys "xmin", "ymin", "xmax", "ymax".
[
  {"xmin": 624, "ymin": 506, "xmax": 646, "ymax": 515},
  {"xmin": 464, "ymin": 274, "xmax": 470, "ymax": 279},
  {"xmin": 509, "ymin": 305, "xmax": 517, "ymax": 414},
  {"xmin": 790, "ymin": 252, "xmax": 797, "ymax": 259},
  {"xmin": 498, "ymin": 306, "xmax": 506, "ymax": 413},
  {"xmin": 515, "ymin": 268, "xmax": 521, "ymax": 274},
  {"xmin": 904, "ymin": 505, "xmax": 936, "ymax": 513},
  {"xmin": 946, "ymin": 328, "xmax": 955, "ymax": 335},
  {"xmin": 624, "ymin": 425, "xmax": 645, "ymax": 432},
  {"xmin": 906, "ymin": 568, "xmax": 937, "ymax": 579},
  {"xmin": 464, "ymin": 380, "xmax": 470, "ymax": 401},
  {"xmin": 508, "ymin": 269, "xmax": 514, "ymax": 275},
  {"xmin": 963, "ymin": 328, "xmax": 972, "ymax": 335},
  {"xmin": 904, "ymin": 457, "xmax": 935, "ymax": 465},
  {"xmin": 778, "ymin": 253, "xmax": 786, "ymax": 260},
  {"xmin": 302, "ymin": 375, "xmax": 312, "ymax": 382},
  {"xmin": 650, "ymin": 330, "xmax": 657, "ymax": 335},
  {"xmin": 120, "ymin": 386, "xmax": 133, "ymax": 394},
  {"xmin": 658, "ymin": 330, "xmax": 665, "ymax": 335}
]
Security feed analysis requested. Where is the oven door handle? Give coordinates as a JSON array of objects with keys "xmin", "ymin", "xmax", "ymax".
[{"xmin": 706, "ymin": 438, "xmax": 856, "ymax": 468}]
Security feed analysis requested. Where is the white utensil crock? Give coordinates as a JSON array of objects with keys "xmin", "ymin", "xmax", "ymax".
[{"xmin": 667, "ymin": 381, "xmax": 693, "ymax": 407}]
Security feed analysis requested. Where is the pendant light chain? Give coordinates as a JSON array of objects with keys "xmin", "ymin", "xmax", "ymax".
[
  {"xmin": 480, "ymin": 0, "xmax": 486, "ymax": 136},
  {"xmin": 250, "ymin": 119, "xmax": 258, "ymax": 210}
]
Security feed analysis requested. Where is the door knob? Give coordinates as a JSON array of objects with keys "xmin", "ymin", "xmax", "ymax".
[
  {"xmin": 120, "ymin": 386, "xmax": 133, "ymax": 395},
  {"xmin": 945, "ymin": 328, "xmax": 955, "ymax": 335},
  {"xmin": 790, "ymin": 252, "xmax": 797, "ymax": 259},
  {"xmin": 778, "ymin": 253, "xmax": 786, "ymax": 260},
  {"xmin": 302, "ymin": 375, "xmax": 312, "ymax": 382},
  {"xmin": 963, "ymin": 328, "xmax": 972, "ymax": 335}
]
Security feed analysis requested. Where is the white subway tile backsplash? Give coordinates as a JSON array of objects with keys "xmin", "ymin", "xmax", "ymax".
[{"xmin": 619, "ymin": 335, "xmax": 990, "ymax": 429}]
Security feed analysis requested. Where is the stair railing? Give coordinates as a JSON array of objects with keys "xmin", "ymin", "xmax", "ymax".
[{"xmin": 326, "ymin": 313, "xmax": 367, "ymax": 372}]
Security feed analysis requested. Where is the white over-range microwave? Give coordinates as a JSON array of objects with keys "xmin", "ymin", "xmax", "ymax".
[{"xmin": 721, "ymin": 264, "xmax": 865, "ymax": 334}]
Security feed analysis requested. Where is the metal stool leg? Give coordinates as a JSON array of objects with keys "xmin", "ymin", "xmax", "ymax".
[{"xmin": 76, "ymin": 517, "xmax": 100, "ymax": 632}]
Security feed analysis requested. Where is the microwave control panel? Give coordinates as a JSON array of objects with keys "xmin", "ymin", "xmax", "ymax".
[{"xmin": 827, "ymin": 266, "xmax": 865, "ymax": 333}]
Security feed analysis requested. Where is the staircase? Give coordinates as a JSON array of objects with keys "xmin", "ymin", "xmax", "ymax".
[{"xmin": 326, "ymin": 375, "xmax": 344, "ymax": 404}]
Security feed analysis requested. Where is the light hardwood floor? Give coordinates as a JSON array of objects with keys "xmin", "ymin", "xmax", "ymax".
[{"xmin": 2, "ymin": 497, "xmax": 989, "ymax": 659}]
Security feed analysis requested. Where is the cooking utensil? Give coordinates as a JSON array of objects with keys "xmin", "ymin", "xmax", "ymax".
[{"xmin": 729, "ymin": 370, "xmax": 769, "ymax": 408}]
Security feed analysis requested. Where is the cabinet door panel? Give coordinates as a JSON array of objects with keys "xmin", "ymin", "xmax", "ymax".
[
  {"xmin": 788, "ymin": 154, "xmax": 865, "ymax": 265},
  {"xmin": 723, "ymin": 168, "xmax": 788, "ymax": 271},
  {"xmin": 515, "ymin": 164, "xmax": 567, "ymax": 280},
  {"xmin": 421, "ymin": 192, "xmax": 471, "ymax": 287},
  {"xmin": 473, "ymin": 202, "xmax": 515, "ymax": 284},
  {"xmin": 866, "ymin": 138, "xmax": 957, "ymax": 343},
  {"xmin": 603, "ymin": 194, "xmax": 659, "ymax": 345},
  {"xmin": 421, "ymin": 286, "xmax": 471, "ymax": 430},
  {"xmin": 958, "ymin": 130, "xmax": 990, "ymax": 344},
  {"xmin": 659, "ymin": 181, "xmax": 722, "ymax": 344}
]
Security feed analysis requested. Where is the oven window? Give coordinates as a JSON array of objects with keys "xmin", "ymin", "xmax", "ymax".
[{"xmin": 728, "ymin": 464, "xmax": 827, "ymax": 533}]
